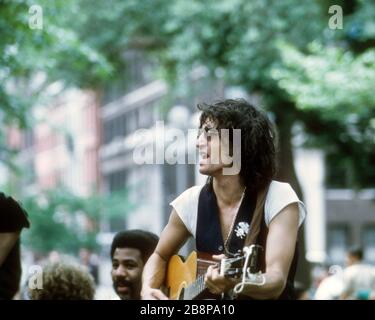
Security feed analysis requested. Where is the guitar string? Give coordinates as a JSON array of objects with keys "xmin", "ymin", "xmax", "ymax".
[{"xmin": 186, "ymin": 259, "xmax": 239, "ymax": 299}]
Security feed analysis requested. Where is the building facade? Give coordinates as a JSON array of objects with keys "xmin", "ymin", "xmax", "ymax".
[
  {"xmin": 99, "ymin": 67, "xmax": 224, "ymax": 237},
  {"xmin": 6, "ymin": 89, "xmax": 101, "ymax": 198},
  {"xmin": 326, "ymin": 189, "xmax": 375, "ymax": 265}
]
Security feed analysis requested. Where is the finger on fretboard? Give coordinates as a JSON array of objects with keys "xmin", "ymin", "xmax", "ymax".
[{"xmin": 197, "ymin": 252, "xmax": 219, "ymax": 276}]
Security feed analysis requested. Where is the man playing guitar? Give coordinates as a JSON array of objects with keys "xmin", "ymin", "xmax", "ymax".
[{"xmin": 141, "ymin": 99, "xmax": 306, "ymax": 300}]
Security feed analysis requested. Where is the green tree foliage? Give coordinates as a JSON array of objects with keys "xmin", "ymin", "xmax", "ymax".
[
  {"xmin": 157, "ymin": 1, "xmax": 323, "ymax": 93},
  {"xmin": 122, "ymin": 1, "xmax": 328, "ymax": 286},
  {"xmin": 275, "ymin": 45, "xmax": 375, "ymax": 188},
  {"xmin": 0, "ymin": 0, "xmax": 111, "ymax": 143},
  {"xmin": 2, "ymin": 0, "xmax": 374, "ymax": 281},
  {"xmin": 1, "ymin": 0, "xmax": 137, "ymax": 255},
  {"xmin": 121, "ymin": 0, "xmax": 327, "ymax": 190},
  {"xmin": 124, "ymin": 0, "xmax": 374, "ymax": 190},
  {"xmin": 270, "ymin": 0, "xmax": 375, "ymax": 188},
  {"xmin": 114, "ymin": 0, "xmax": 374, "ymax": 284},
  {"xmin": 21, "ymin": 187, "xmax": 135, "ymax": 254}
]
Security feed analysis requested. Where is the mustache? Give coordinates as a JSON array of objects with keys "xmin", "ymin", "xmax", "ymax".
[{"xmin": 114, "ymin": 278, "xmax": 132, "ymax": 288}]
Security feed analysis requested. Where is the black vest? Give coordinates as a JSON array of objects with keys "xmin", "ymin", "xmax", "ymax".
[{"xmin": 195, "ymin": 184, "xmax": 298, "ymax": 300}]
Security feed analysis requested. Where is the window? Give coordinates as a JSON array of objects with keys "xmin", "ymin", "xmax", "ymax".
[
  {"xmin": 138, "ymin": 106, "xmax": 147, "ymax": 128},
  {"xmin": 123, "ymin": 50, "xmax": 155, "ymax": 91},
  {"xmin": 325, "ymin": 152, "xmax": 375, "ymax": 189},
  {"xmin": 107, "ymin": 169, "xmax": 128, "ymax": 193},
  {"xmin": 363, "ymin": 225, "xmax": 375, "ymax": 263},
  {"xmin": 103, "ymin": 115, "xmax": 127, "ymax": 144},
  {"xmin": 101, "ymin": 50, "xmax": 156, "ymax": 105},
  {"xmin": 126, "ymin": 110, "xmax": 137, "ymax": 134},
  {"xmin": 109, "ymin": 216, "xmax": 127, "ymax": 233},
  {"xmin": 106, "ymin": 169, "xmax": 128, "ymax": 232},
  {"xmin": 103, "ymin": 121, "xmax": 113, "ymax": 144},
  {"xmin": 327, "ymin": 224, "xmax": 350, "ymax": 265}
]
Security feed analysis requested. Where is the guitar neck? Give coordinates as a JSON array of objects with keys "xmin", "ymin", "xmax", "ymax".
[
  {"xmin": 183, "ymin": 255, "xmax": 242, "ymax": 300},
  {"xmin": 183, "ymin": 274, "xmax": 207, "ymax": 300}
]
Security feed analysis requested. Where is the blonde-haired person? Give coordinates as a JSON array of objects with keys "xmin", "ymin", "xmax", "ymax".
[{"xmin": 29, "ymin": 262, "xmax": 95, "ymax": 300}]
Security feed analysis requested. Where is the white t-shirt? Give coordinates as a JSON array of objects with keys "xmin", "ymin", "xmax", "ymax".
[
  {"xmin": 170, "ymin": 180, "xmax": 306, "ymax": 238},
  {"xmin": 342, "ymin": 264, "xmax": 375, "ymax": 299},
  {"xmin": 314, "ymin": 274, "xmax": 344, "ymax": 300}
]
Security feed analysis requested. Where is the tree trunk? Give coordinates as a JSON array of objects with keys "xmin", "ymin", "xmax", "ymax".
[{"xmin": 274, "ymin": 104, "xmax": 312, "ymax": 290}]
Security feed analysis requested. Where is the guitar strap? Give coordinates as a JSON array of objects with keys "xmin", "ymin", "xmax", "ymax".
[
  {"xmin": 224, "ymin": 186, "xmax": 269, "ymax": 301},
  {"xmin": 244, "ymin": 186, "xmax": 268, "ymax": 247},
  {"xmin": 241, "ymin": 184, "xmax": 300, "ymax": 300},
  {"xmin": 243, "ymin": 185, "xmax": 269, "ymax": 272},
  {"xmin": 224, "ymin": 185, "xmax": 269, "ymax": 271}
]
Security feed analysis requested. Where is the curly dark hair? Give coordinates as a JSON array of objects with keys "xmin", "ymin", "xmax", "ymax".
[
  {"xmin": 29, "ymin": 262, "xmax": 95, "ymax": 300},
  {"xmin": 110, "ymin": 229, "xmax": 159, "ymax": 263},
  {"xmin": 198, "ymin": 99, "xmax": 276, "ymax": 192}
]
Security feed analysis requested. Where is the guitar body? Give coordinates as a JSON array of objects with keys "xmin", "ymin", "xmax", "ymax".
[
  {"xmin": 165, "ymin": 247, "xmax": 260, "ymax": 300},
  {"xmin": 166, "ymin": 251, "xmax": 197, "ymax": 300}
]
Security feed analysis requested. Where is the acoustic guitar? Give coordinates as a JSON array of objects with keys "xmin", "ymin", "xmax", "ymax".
[{"xmin": 165, "ymin": 251, "xmax": 246, "ymax": 300}]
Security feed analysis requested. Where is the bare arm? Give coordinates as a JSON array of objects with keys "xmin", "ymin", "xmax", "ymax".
[
  {"xmin": 239, "ymin": 202, "xmax": 299, "ymax": 299},
  {"xmin": 0, "ymin": 232, "xmax": 20, "ymax": 267},
  {"xmin": 141, "ymin": 209, "xmax": 190, "ymax": 299}
]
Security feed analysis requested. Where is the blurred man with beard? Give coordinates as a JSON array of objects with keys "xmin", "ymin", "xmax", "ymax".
[{"xmin": 110, "ymin": 230, "xmax": 158, "ymax": 300}]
